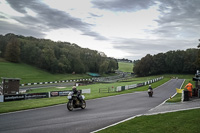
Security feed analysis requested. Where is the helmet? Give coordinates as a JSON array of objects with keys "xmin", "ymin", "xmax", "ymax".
[
  {"xmin": 149, "ymin": 85, "xmax": 151, "ymax": 86},
  {"xmin": 72, "ymin": 86, "xmax": 77, "ymax": 92}
]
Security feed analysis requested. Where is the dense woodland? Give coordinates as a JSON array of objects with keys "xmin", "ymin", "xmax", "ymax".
[
  {"xmin": 133, "ymin": 48, "xmax": 200, "ymax": 76},
  {"xmin": 0, "ymin": 33, "xmax": 118, "ymax": 74}
]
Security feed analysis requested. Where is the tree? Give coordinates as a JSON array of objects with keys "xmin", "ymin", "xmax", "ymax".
[
  {"xmin": 99, "ymin": 60, "xmax": 109, "ymax": 74},
  {"xmin": 195, "ymin": 41, "xmax": 200, "ymax": 71},
  {"xmin": 4, "ymin": 37, "xmax": 20, "ymax": 63},
  {"xmin": 152, "ymin": 53, "xmax": 166, "ymax": 74}
]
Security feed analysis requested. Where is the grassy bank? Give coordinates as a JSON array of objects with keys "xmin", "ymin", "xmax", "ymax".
[
  {"xmin": 118, "ymin": 62, "xmax": 133, "ymax": 72},
  {"xmin": 98, "ymin": 108, "xmax": 200, "ymax": 133},
  {"xmin": 0, "ymin": 59, "xmax": 117, "ymax": 84},
  {"xmin": 0, "ymin": 61, "xmax": 91, "ymax": 84}
]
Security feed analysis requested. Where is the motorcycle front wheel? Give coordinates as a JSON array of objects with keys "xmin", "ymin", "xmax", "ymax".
[
  {"xmin": 67, "ymin": 100, "xmax": 73, "ymax": 111},
  {"xmin": 81, "ymin": 100, "xmax": 86, "ymax": 109}
]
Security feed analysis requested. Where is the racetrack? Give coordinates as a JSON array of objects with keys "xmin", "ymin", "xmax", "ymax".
[{"xmin": 0, "ymin": 79, "xmax": 184, "ymax": 133}]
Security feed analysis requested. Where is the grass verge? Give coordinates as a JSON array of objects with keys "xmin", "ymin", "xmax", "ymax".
[{"xmin": 97, "ymin": 108, "xmax": 200, "ymax": 133}]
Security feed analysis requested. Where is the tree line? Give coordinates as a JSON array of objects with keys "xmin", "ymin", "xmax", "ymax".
[
  {"xmin": 133, "ymin": 48, "xmax": 200, "ymax": 76},
  {"xmin": 0, "ymin": 33, "xmax": 118, "ymax": 74}
]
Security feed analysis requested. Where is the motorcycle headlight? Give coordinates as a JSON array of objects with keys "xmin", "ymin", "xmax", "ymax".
[
  {"xmin": 67, "ymin": 95, "xmax": 72, "ymax": 99},
  {"xmin": 82, "ymin": 95, "xmax": 85, "ymax": 100}
]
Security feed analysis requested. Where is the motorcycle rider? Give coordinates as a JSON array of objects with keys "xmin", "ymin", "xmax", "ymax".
[
  {"xmin": 148, "ymin": 85, "xmax": 153, "ymax": 96},
  {"xmin": 72, "ymin": 86, "xmax": 82, "ymax": 102}
]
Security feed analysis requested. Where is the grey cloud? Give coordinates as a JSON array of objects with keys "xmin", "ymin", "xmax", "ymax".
[
  {"xmin": 154, "ymin": 0, "xmax": 200, "ymax": 38},
  {"xmin": 112, "ymin": 38, "xmax": 197, "ymax": 60},
  {"xmin": 0, "ymin": 15, "xmax": 6, "ymax": 19},
  {"xmin": 89, "ymin": 13, "xmax": 103, "ymax": 18},
  {"xmin": 91, "ymin": 0, "xmax": 155, "ymax": 12},
  {"xmin": 5, "ymin": 0, "xmax": 107, "ymax": 40},
  {"xmin": 81, "ymin": 30, "xmax": 108, "ymax": 40},
  {"xmin": 0, "ymin": 20, "xmax": 45, "ymax": 37},
  {"xmin": 6, "ymin": 0, "xmax": 90, "ymax": 30}
]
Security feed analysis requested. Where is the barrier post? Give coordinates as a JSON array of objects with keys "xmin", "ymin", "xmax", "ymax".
[{"xmin": 0, "ymin": 95, "xmax": 4, "ymax": 102}]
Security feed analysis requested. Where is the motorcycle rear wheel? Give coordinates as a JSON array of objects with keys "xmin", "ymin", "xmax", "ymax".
[
  {"xmin": 67, "ymin": 101, "xmax": 73, "ymax": 111},
  {"xmin": 81, "ymin": 100, "xmax": 86, "ymax": 109},
  {"xmin": 148, "ymin": 92, "xmax": 153, "ymax": 97}
]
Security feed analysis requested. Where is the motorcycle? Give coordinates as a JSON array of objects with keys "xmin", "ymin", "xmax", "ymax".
[
  {"xmin": 148, "ymin": 89, "xmax": 153, "ymax": 97},
  {"xmin": 67, "ymin": 92, "xmax": 86, "ymax": 111}
]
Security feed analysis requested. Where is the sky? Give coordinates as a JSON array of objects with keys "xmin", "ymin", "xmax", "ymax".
[{"xmin": 0, "ymin": 0, "xmax": 200, "ymax": 60}]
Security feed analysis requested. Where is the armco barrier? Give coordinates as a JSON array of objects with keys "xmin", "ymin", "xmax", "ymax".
[
  {"xmin": 50, "ymin": 91, "xmax": 72, "ymax": 97},
  {"xmin": 128, "ymin": 84, "xmax": 137, "ymax": 89},
  {"xmin": 121, "ymin": 86, "xmax": 125, "ymax": 91},
  {"xmin": 125, "ymin": 85, "xmax": 129, "ymax": 90},
  {"xmin": 2, "ymin": 89, "xmax": 91, "ymax": 102},
  {"xmin": 82, "ymin": 89, "xmax": 91, "ymax": 94},
  {"xmin": 4, "ymin": 93, "xmax": 49, "ymax": 102},
  {"xmin": 0, "ymin": 95, "xmax": 4, "ymax": 102},
  {"xmin": 25, "ymin": 93, "xmax": 49, "ymax": 99},
  {"xmin": 137, "ymin": 83, "xmax": 144, "ymax": 87},
  {"xmin": 4, "ymin": 94, "xmax": 26, "ymax": 102},
  {"xmin": 20, "ymin": 78, "xmax": 93, "ymax": 86},
  {"xmin": 116, "ymin": 86, "xmax": 121, "ymax": 92},
  {"xmin": 115, "ymin": 77, "xmax": 163, "ymax": 92}
]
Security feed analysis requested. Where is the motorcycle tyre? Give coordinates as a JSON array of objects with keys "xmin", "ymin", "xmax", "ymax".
[
  {"xmin": 67, "ymin": 101, "xmax": 73, "ymax": 111},
  {"xmin": 81, "ymin": 100, "xmax": 86, "ymax": 109},
  {"xmin": 148, "ymin": 92, "xmax": 153, "ymax": 97}
]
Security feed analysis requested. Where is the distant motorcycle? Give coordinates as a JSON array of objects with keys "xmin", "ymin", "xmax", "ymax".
[
  {"xmin": 67, "ymin": 92, "xmax": 86, "ymax": 111},
  {"xmin": 148, "ymin": 89, "xmax": 153, "ymax": 97}
]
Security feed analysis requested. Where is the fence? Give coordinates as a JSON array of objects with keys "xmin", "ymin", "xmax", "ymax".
[
  {"xmin": 0, "ymin": 89, "xmax": 91, "ymax": 102},
  {"xmin": 99, "ymin": 77, "xmax": 163, "ymax": 93},
  {"xmin": 116, "ymin": 77, "xmax": 163, "ymax": 92},
  {"xmin": 20, "ymin": 78, "xmax": 93, "ymax": 86},
  {"xmin": 99, "ymin": 87, "xmax": 116, "ymax": 93}
]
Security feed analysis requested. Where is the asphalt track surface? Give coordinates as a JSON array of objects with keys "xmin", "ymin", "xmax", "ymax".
[{"xmin": 0, "ymin": 79, "xmax": 184, "ymax": 133}]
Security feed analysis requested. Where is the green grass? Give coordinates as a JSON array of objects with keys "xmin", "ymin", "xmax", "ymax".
[
  {"xmin": 0, "ymin": 96, "xmax": 68, "ymax": 113},
  {"xmin": 98, "ymin": 108, "xmax": 200, "ymax": 133},
  {"xmin": 167, "ymin": 93, "xmax": 182, "ymax": 102},
  {"xmin": 118, "ymin": 62, "xmax": 133, "ymax": 72},
  {"xmin": 0, "ymin": 59, "xmax": 92, "ymax": 84}
]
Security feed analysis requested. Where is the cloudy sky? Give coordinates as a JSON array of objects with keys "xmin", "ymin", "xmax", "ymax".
[{"xmin": 0, "ymin": 0, "xmax": 200, "ymax": 60}]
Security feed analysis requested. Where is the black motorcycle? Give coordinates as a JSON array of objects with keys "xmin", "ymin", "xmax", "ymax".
[
  {"xmin": 67, "ymin": 92, "xmax": 86, "ymax": 111},
  {"xmin": 148, "ymin": 89, "xmax": 153, "ymax": 97}
]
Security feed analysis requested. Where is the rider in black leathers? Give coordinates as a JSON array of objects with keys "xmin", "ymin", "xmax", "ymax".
[
  {"xmin": 72, "ymin": 86, "xmax": 82, "ymax": 101},
  {"xmin": 148, "ymin": 85, "xmax": 153, "ymax": 91},
  {"xmin": 148, "ymin": 85, "xmax": 153, "ymax": 96}
]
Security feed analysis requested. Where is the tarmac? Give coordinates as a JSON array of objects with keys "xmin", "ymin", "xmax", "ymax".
[{"xmin": 146, "ymin": 97, "xmax": 200, "ymax": 115}]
